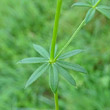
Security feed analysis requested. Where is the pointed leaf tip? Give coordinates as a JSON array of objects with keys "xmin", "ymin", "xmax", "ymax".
[
  {"xmin": 49, "ymin": 64, "xmax": 59, "ymax": 93},
  {"xmin": 57, "ymin": 61, "xmax": 88, "ymax": 74},
  {"xmin": 72, "ymin": 2, "xmax": 91, "ymax": 7},
  {"xmin": 96, "ymin": 6, "xmax": 110, "ymax": 19},
  {"xmin": 17, "ymin": 57, "xmax": 48, "ymax": 64},
  {"xmin": 57, "ymin": 65, "xmax": 76, "ymax": 86},
  {"xmin": 25, "ymin": 63, "xmax": 49, "ymax": 88},
  {"xmin": 33, "ymin": 44, "xmax": 49, "ymax": 58},
  {"xmin": 58, "ymin": 49, "xmax": 84, "ymax": 59},
  {"xmin": 85, "ymin": 8, "xmax": 96, "ymax": 24}
]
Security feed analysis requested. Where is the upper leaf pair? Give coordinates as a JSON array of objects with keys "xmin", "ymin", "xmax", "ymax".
[{"xmin": 72, "ymin": 0, "xmax": 110, "ymax": 24}]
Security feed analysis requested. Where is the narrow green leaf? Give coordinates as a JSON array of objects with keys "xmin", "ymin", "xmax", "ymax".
[
  {"xmin": 54, "ymin": 44, "xmax": 58, "ymax": 57},
  {"xmin": 58, "ymin": 49, "xmax": 84, "ymax": 59},
  {"xmin": 85, "ymin": 8, "xmax": 96, "ymax": 24},
  {"xmin": 57, "ymin": 66, "xmax": 76, "ymax": 86},
  {"xmin": 49, "ymin": 64, "xmax": 59, "ymax": 93},
  {"xmin": 93, "ymin": 0, "xmax": 98, "ymax": 5},
  {"xmin": 97, "ymin": 5, "xmax": 110, "ymax": 10},
  {"xmin": 96, "ymin": 7, "xmax": 110, "ymax": 19},
  {"xmin": 72, "ymin": 2, "xmax": 91, "ymax": 7},
  {"xmin": 17, "ymin": 57, "xmax": 48, "ymax": 64},
  {"xmin": 89, "ymin": 0, "xmax": 98, "ymax": 5},
  {"xmin": 57, "ymin": 61, "xmax": 87, "ymax": 74},
  {"xmin": 33, "ymin": 44, "xmax": 49, "ymax": 58},
  {"xmin": 25, "ymin": 63, "xmax": 49, "ymax": 88}
]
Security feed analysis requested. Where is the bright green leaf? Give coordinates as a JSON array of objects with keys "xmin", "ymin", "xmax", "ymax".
[
  {"xmin": 96, "ymin": 7, "xmax": 110, "ymax": 19},
  {"xmin": 17, "ymin": 57, "xmax": 48, "ymax": 64},
  {"xmin": 49, "ymin": 64, "xmax": 59, "ymax": 93},
  {"xmin": 33, "ymin": 44, "xmax": 49, "ymax": 58},
  {"xmin": 58, "ymin": 49, "xmax": 84, "ymax": 59},
  {"xmin": 25, "ymin": 63, "xmax": 49, "ymax": 88},
  {"xmin": 57, "ymin": 66, "xmax": 76, "ymax": 86},
  {"xmin": 85, "ymin": 8, "xmax": 96, "ymax": 24},
  {"xmin": 72, "ymin": 2, "xmax": 91, "ymax": 7},
  {"xmin": 57, "ymin": 61, "xmax": 87, "ymax": 74}
]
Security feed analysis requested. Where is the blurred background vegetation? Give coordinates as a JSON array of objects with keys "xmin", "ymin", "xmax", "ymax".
[{"xmin": 0, "ymin": 0, "xmax": 110, "ymax": 110}]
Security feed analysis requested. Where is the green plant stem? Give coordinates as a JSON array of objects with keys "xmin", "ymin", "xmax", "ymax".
[
  {"xmin": 50, "ymin": 0, "xmax": 62, "ymax": 61},
  {"xmin": 54, "ymin": 91, "xmax": 59, "ymax": 110},
  {"xmin": 93, "ymin": 0, "xmax": 101, "ymax": 8},
  {"xmin": 50, "ymin": 0, "xmax": 62, "ymax": 109},
  {"xmin": 55, "ymin": 20, "xmax": 85, "ymax": 60}
]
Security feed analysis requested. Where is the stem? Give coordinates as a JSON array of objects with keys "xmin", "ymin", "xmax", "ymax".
[
  {"xmin": 93, "ymin": 0, "xmax": 101, "ymax": 8},
  {"xmin": 54, "ymin": 91, "xmax": 59, "ymax": 110},
  {"xmin": 55, "ymin": 20, "xmax": 85, "ymax": 60},
  {"xmin": 50, "ymin": 0, "xmax": 62, "ymax": 61},
  {"xmin": 50, "ymin": 0, "xmax": 62, "ymax": 109},
  {"xmin": 54, "ymin": 0, "xmax": 101, "ymax": 61}
]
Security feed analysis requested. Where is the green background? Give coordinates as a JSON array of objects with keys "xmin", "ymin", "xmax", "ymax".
[{"xmin": 0, "ymin": 0, "xmax": 110, "ymax": 110}]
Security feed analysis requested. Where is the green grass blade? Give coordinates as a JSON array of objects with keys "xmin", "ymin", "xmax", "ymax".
[
  {"xmin": 57, "ymin": 61, "xmax": 87, "ymax": 74},
  {"xmin": 33, "ymin": 44, "xmax": 49, "ymax": 58},
  {"xmin": 58, "ymin": 49, "xmax": 84, "ymax": 59},
  {"xmin": 17, "ymin": 57, "xmax": 48, "ymax": 64},
  {"xmin": 49, "ymin": 64, "xmax": 59, "ymax": 93},
  {"xmin": 25, "ymin": 63, "xmax": 49, "ymax": 88},
  {"xmin": 57, "ymin": 65, "xmax": 76, "ymax": 86}
]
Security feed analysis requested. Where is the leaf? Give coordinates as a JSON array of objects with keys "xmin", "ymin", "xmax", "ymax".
[
  {"xmin": 97, "ymin": 5, "xmax": 110, "ymax": 10},
  {"xmin": 17, "ymin": 57, "xmax": 48, "ymax": 64},
  {"xmin": 96, "ymin": 7, "xmax": 110, "ymax": 19},
  {"xmin": 85, "ymin": 8, "xmax": 96, "ymax": 24},
  {"xmin": 57, "ymin": 66, "xmax": 76, "ymax": 86},
  {"xmin": 54, "ymin": 44, "xmax": 58, "ymax": 57},
  {"xmin": 58, "ymin": 49, "xmax": 84, "ymax": 59},
  {"xmin": 57, "ymin": 61, "xmax": 87, "ymax": 74},
  {"xmin": 72, "ymin": 2, "xmax": 91, "ymax": 7},
  {"xmin": 25, "ymin": 63, "xmax": 49, "ymax": 88},
  {"xmin": 89, "ymin": 0, "xmax": 98, "ymax": 5},
  {"xmin": 49, "ymin": 64, "xmax": 59, "ymax": 93},
  {"xmin": 33, "ymin": 44, "xmax": 49, "ymax": 58}
]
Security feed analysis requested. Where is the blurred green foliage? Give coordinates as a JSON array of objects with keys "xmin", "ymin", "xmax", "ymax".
[{"xmin": 0, "ymin": 0, "xmax": 110, "ymax": 110}]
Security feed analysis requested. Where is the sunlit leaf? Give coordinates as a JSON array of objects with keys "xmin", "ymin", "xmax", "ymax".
[
  {"xmin": 33, "ymin": 44, "xmax": 49, "ymax": 58},
  {"xmin": 17, "ymin": 57, "xmax": 48, "ymax": 64},
  {"xmin": 57, "ymin": 66, "xmax": 76, "ymax": 86},
  {"xmin": 58, "ymin": 49, "xmax": 84, "ymax": 59},
  {"xmin": 25, "ymin": 63, "xmax": 49, "ymax": 88},
  {"xmin": 72, "ymin": 2, "xmax": 91, "ymax": 7},
  {"xmin": 85, "ymin": 8, "xmax": 96, "ymax": 24},
  {"xmin": 57, "ymin": 61, "xmax": 87, "ymax": 74},
  {"xmin": 49, "ymin": 64, "xmax": 59, "ymax": 93}
]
